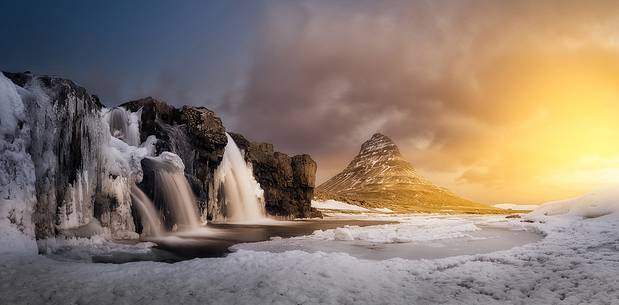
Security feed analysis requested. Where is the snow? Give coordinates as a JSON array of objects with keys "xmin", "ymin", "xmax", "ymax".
[
  {"xmin": 529, "ymin": 186, "xmax": 619, "ymax": 219},
  {"xmin": 0, "ymin": 73, "xmax": 38, "ymax": 254},
  {"xmin": 1, "ymin": 185, "xmax": 619, "ymax": 303},
  {"xmin": 494, "ymin": 203, "xmax": 539, "ymax": 210},
  {"xmin": 157, "ymin": 151, "xmax": 186, "ymax": 172},
  {"xmin": 311, "ymin": 199, "xmax": 370, "ymax": 211},
  {"xmin": 306, "ymin": 215, "xmax": 482, "ymax": 243},
  {"xmin": 0, "ymin": 74, "xmax": 26, "ymax": 135},
  {"xmin": 373, "ymin": 207, "xmax": 393, "ymax": 213},
  {"xmin": 38, "ymin": 234, "xmax": 156, "ymax": 263}
]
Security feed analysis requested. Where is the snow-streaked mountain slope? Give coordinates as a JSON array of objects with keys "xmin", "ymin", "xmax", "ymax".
[{"xmin": 316, "ymin": 133, "xmax": 502, "ymax": 213}]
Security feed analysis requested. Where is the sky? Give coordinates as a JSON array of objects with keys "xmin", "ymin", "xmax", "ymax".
[{"xmin": 2, "ymin": 0, "xmax": 619, "ymax": 204}]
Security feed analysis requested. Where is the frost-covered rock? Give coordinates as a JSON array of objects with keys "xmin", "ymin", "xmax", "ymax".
[
  {"xmin": 1, "ymin": 72, "xmax": 148, "ymax": 241},
  {"xmin": 0, "ymin": 73, "xmax": 38, "ymax": 254},
  {"xmin": 4, "ymin": 72, "xmax": 106, "ymax": 238}
]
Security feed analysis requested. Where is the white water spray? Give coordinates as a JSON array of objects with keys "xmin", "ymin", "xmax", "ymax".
[
  {"xmin": 149, "ymin": 152, "xmax": 201, "ymax": 230},
  {"xmin": 130, "ymin": 185, "xmax": 163, "ymax": 237},
  {"xmin": 106, "ymin": 107, "xmax": 141, "ymax": 146},
  {"xmin": 214, "ymin": 133, "xmax": 267, "ymax": 223}
]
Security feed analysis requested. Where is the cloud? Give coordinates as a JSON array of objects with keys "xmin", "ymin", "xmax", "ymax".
[{"xmin": 221, "ymin": 0, "xmax": 619, "ymax": 203}]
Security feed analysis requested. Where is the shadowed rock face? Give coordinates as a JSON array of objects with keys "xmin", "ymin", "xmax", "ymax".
[
  {"xmin": 316, "ymin": 133, "xmax": 503, "ymax": 214},
  {"xmin": 229, "ymin": 133, "xmax": 320, "ymax": 218},
  {"xmin": 123, "ymin": 98, "xmax": 228, "ymax": 220},
  {"xmin": 123, "ymin": 99, "xmax": 318, "ymax": 220},
  {"xmin": 2, "ymin": 72, "xmax": 318, "ymax": 244}
]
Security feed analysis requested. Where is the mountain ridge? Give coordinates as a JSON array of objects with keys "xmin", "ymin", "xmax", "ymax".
[{"xmin": 316, "ymin": 133, "xmax": 504, "ymax": 214}]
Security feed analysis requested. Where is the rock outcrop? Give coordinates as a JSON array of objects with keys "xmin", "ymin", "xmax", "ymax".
[
  {"xmin": 123, "ymin": 99, "xmax": 318, "ymax": 220},
  {"xmin": 229, "ymin": 133, "xmax": 320, "ymax": 218},
  {"xmin": 1, "ymin": 71, "xmax": 319, "ymax": 248},
  {"xmin": 3, "ymin": 72, "xmax": 137, "ymax": 240},
  {"xmin": 316, "ymin": 133, "xmax": 503, "ymax": 214},
  {"xmin": 122, "ymin": 97, "xmax": 228, "ymax": 221}
]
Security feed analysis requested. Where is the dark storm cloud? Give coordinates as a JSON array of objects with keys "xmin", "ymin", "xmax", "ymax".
[
  {"xmin": 0, "ymin": 1, "xmax": 264, "ymax": 107},
  {"xmin": 222, "ymin": 0, "xmax": 619, "ymax": 187}
]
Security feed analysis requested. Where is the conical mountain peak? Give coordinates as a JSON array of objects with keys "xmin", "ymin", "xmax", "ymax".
[
  {"xmin": 359, "ymin": 133, "xmax": 400, "ymax": 156},
  {"xmin": 317, "ymin": 133, "xmax": 499, "ymax": 213},
  {"xmin": 318, "ymin": 133, "xmax": 422, "ymax": 194}
]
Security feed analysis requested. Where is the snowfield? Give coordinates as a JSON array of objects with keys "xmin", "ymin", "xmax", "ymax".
[
  {"xmin": 494, "ymin": 203, "xmax": 539, "ymax": 211},
  {"xmin": 1, "ymin": 189, "xmax": 619, "ymax": 304},
  {"xmin": 311, "ymin": 199, "xmax": 394, "ymax": 213},
  {"xmin": 305, "ymin": 215, "xmax": 483, "ymax": 243},
  {"xmin": 311, "ymin": 199, "xmax": 370, "ymax": 211}
]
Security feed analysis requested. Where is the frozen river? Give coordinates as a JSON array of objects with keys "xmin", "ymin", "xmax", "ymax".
[
  {"xmin": 48, "ymin": 215, "xmax": 542, "ymax": 263},
  {"xmin": 233, "ymin": 224, "xmax": 542, "ymax": 260}
]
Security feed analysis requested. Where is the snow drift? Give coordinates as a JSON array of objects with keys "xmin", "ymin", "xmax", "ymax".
[{"xmin": 529, "ymin": 186, "xmax": 619, "ymax": 220}]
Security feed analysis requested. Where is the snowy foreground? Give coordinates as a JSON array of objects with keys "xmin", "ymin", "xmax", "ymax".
[
  {"xmin": 311, "ymin": 199, "xmax": 394, "ymax": 213},
  {"xmin": 2, "ymin": 190, "xmax": 619, "ymax": 304}
]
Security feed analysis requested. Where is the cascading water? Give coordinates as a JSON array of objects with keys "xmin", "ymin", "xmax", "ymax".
[
  {"xmin": 214, "ymin": 133, "xmax": 267, "ymax": 223},
  {"xmin": 104, "ymin": 107, "xmax": 200, "ymax": 235},
  {"xmin": 145, "ymin": 152, "xmax": 201, "ymax": 230},
  {"xmin": 106, "ymin": 107, "xmax": 141, "ymax": 146},
  {"xmin": 130, "ymin": 185, "xmax": 163, "ymax": 237}
]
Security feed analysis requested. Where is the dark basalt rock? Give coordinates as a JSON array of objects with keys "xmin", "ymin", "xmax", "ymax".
[
  {"xmin": 2, "ymin": 71, "xmax": 318, "ymax": 243},
  {"xmin": 122, "ymin": 98, "xmax": 228, "ymax": 219},
  {"xmin": 229, "ymin": 133, "xmax": 320, "ymax": 218},
  {"xmin": 124, "ymin": 98, "xmax": 318, "ymax": 219}
]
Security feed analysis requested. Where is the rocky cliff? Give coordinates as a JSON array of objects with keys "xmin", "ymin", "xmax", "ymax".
[
  {"xmin": 316, "ymin": 133, "xmax": 502, "ymax": 214},
  {"xmin": 122, "ymin": 99, "xmax": 318, "ymax": 220},
  {"xmin": 0, "ymin": 71, "xmax": 318, "ymax": 250},
  {"xmin": 229, "ymin": 133, "xmax": 320, "ymax": 218},
  {"xmin": 122, "ymin": 97, "xmax": 228, "ymax": 222},
  {"xmin": 2, "ymin": 72, "xmax": 138, "ymax": 241}
]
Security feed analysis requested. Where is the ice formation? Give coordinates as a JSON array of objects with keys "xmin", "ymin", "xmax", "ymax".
[
  {"xmin": 103, "ymin": 107, "xmax": 141, "ymax": 146},
  {"xmin": 0, "ymin": 73, "xmax": 38, "ymax": 254}
]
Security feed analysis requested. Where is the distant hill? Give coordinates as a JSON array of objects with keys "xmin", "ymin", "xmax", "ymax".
[{"xmin": 316, "ymin": 133, "xmax": 504, "ymax": 214}]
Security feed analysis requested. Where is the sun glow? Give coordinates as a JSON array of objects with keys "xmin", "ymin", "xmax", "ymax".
[{"xmin": 444, "ymin": 52, "xmax": 619, "ymax": 203}]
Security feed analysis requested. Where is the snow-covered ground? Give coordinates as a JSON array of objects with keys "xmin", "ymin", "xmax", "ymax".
[
  {"xmin": 312, "ymin": 199, "xmax": 370, "ymax": 211},
  {"xmin": 494, "ymin": 203, "xmax": 539, "ymax": 210},
  {"xmin": 303, "ymin": 215, "xmax": 485, "ymax": 243},
  {"xmin": 1, "ymin": 189, "xmax": 619, "ymax": 304},
  {"xmin": 312, "ymin": 199, "xmax": 394, "ymax": 213}
]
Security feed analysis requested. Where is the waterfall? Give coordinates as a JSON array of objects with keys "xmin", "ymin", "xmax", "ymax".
[
  {"xmin": 104, "ymin": 105, "xmax": 201, "ymax": 233},
  {"xmin": 130, "ymin": 185, "xmax": 163, "ymax": 237},
  {"xmin": 145, "ymin": 152, "xmax": 201, "ymax": 230},
  {"xmin": 107, "ymin": 107, "xmax": 141, "ymax": 146},
  {"xmin": 214, "ymin": 133, "xmax": 267, "ymax": 223}
]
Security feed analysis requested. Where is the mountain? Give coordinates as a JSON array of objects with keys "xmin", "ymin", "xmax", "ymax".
[{"xmin": 316, "ymin": 133, "xmax": 502, "ymax": 213}]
